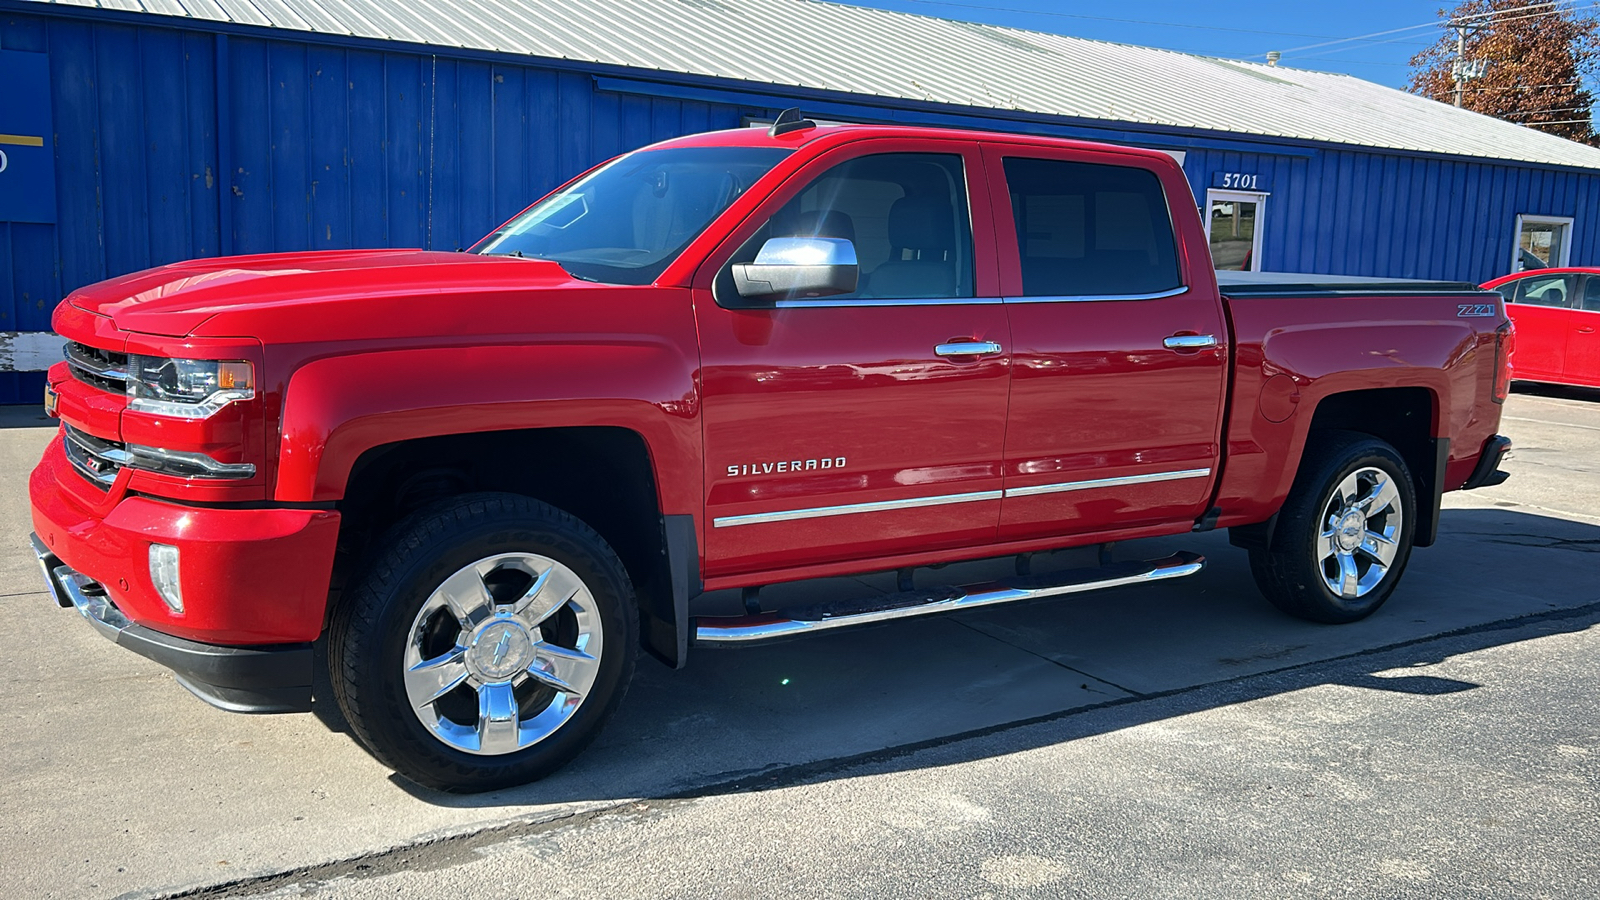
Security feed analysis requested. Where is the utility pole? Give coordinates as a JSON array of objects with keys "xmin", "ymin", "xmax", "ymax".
[{"xmin": 1450, "ymin": 21, "xmax": 1488, "ymax": 107}]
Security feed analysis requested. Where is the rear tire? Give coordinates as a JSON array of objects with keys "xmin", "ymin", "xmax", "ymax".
[
  {"xmin": 1249, "ymin": 432, "xmax": 1416, "ymax": 624},
  {"xmin": 329, "ymin": 493, "xmax": 637, "ymax": 792}
]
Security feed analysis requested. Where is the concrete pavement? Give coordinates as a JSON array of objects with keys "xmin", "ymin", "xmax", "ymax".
[{"xmin": 0, "ymin": 387, "xmax": 1594, "ymax": 898}]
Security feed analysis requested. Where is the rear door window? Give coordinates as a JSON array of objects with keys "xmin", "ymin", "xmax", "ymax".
[
  {"xmin": 999, "ymin": 157, "xmax": 1181, "ymax": 297},
  {"xmin": 1582, "ymin": 276, "xmax": 1600, "ymax": 312}
]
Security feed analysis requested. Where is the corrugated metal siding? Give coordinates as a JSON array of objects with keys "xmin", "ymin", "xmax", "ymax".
[
  {"xmin": 215, "ymin": 40, "xmax": 739, "ymax": 257},
  {"xmin": 3, "ymin": 6, "xmax": 1599, "ymax": 402},
  {"xmin": 1178, "ymin": 146, "xmax": 1600, "ymax": 282}
]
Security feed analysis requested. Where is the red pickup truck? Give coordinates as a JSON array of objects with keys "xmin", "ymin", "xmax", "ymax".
[{"xmin": 29, "ymin": 116, "xmax": 1512, "ymax": 791}]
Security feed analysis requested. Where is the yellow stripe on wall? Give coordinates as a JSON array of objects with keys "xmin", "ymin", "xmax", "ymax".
[{"xmin": 0, "ymin": 134, "xmax": 45, "ymax": 147}]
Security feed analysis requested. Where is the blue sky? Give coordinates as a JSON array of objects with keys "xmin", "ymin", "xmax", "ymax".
[{"xmin": 842, "ymin": 1, "xmax": 1478, "ymax": 90}]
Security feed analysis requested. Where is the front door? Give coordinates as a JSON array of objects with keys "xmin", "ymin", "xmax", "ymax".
[
  {"xmin": 984, "ymin": 144, "xmax": 1228, "ymax": 541},
  {"xmin": 694, "ymin": 142, "xmax": 1009, "ymax": 579}
]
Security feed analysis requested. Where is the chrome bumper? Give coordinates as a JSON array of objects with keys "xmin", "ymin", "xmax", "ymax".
[{"xmin": 31, "ymin": 533, "xmax": 132, "ymax": 636}]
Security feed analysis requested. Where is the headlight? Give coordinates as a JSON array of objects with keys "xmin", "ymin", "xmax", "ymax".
[{"xmin": 127, "ymin": 356, "xmax": 255, "ymax": 418}]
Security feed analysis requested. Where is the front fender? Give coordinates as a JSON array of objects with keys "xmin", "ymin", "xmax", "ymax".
[{"xmin": 273, "ymin": 342, "xmax": 701, "ymax": 515}]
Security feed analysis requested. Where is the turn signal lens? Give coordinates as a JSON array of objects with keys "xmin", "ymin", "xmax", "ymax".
[{"xmin": 217, "ymin": 361, "xmax": 253, "ymax": 391}]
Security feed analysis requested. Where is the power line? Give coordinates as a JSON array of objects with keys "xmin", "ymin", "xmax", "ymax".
[
  {"xmin": 1454, "ymin": 1, "xmax": 1600, "ymax": 29},
  {"xmin": 1285, "ymin": 55, "xmax": 1418, "ymax": 67},
  {"xmin": 1451, "ymin": 1, "xmax": 1568, "ymax": 23},
  {"xmin": 1269, "ymin": 0, "xmax": 1595, "ymax": 59},
  {"xmin": 1505, "ymin": 105, "xmax": 1597, "ymax": 114},
  {"xmin": 1469, "ymin": 80, "xmax": 1584, "ymax": 90},
  {"xmin": 1275, "ymin": 22, "xmax": 1441, "ymax": 55}
]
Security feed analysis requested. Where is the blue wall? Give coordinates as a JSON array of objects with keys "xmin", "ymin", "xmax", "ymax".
[{"xmin": 4, "ymin": 7, "xmax": 1599, "ymax": 402}]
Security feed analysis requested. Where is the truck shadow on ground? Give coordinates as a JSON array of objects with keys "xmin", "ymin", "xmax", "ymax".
[{"xmin": 328, "ymin": 506, "xmax": 1594, "ymax": 808}]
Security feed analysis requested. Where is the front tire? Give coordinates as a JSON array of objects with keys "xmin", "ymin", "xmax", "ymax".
[
  {"xmin": 1249, "ymin": 432, "xmax": 1416, "ymax": 624},
  {"xmin": 329, "ymin": 493, "xmax": 638, "ymax": 792}
]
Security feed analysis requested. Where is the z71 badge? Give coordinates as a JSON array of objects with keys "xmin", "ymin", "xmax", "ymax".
[{"xmin": 1458, "ymin": 303, "xmax": 1497, "ymax": 317}]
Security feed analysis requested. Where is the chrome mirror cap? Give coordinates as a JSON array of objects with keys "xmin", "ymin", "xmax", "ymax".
[
  {"xmin": 752, "ymin": 236, "xmax": 858, "ymax": 267},
  {"xmin": 732, "ymin": 237, "xmax": 860, "ymax": 302}
]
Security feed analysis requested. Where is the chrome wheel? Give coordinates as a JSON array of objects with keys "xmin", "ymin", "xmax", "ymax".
[
  {"xmin": 1316, "ymin": 466, "xmax": 1403, "ymax": 600},
  {"xmin": 403, "ymin": 552, "xmax": 604, "ymax": 756}
]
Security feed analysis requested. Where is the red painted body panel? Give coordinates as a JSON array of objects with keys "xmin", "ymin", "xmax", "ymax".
[
  {"xmin": 1214, "ymin": 295, "xmax": 1500, "ymax": 526},
  {"xmin": 980, "ymin": 142, "xmax": 1230, "ymax": 540},
  {"xmin": 695, "ymin": 301, "xmax": 1010, "ymax": 577},
  {"xmin": 1484, "ymin": 268, "xmax": 1600, "ymax": 388},
  {"xmin": 30, "ymin": 441, "xmax": 339, "ymax": 643},
  {"xmin": 29, "ymin": 123, "xmax": 1511, "ymax": 650}
]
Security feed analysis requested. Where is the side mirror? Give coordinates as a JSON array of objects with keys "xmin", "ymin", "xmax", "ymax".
[{"xmin": 731, "ymin": 237, "xmax": 858, "ymax": 302}]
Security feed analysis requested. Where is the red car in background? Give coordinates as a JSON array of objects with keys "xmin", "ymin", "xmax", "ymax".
[{"xmin": 1484, "ymin": 268, "xmax": 1600, "ymax": 388}]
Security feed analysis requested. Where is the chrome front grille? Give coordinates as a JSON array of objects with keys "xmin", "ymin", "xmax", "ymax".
[
  {"xmin": 62, "ymin": 424, "xmax": 128, "ymax": 488},
  {"xmin": 65, "ymin": 341, "xmax": 129, "ymax": 395}
]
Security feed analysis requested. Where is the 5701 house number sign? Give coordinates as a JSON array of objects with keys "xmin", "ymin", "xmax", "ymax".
[{"xmin": 1213, "ymin": 172, "xmax": 1268, "ymax": 191}]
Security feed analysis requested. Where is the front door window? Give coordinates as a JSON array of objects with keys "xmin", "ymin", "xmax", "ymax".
[{"xmin": 1206, "ymin": 190, "xmax": 1265, "ymax": 272}]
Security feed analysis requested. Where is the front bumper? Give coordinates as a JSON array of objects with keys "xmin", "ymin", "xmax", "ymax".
[
  {"xmin": 30, "ymin": 437, "xmax": 340, "ymax": 644},
  {"xmin": 32, "ymin": 534, "xmax": 313, "ymax": 713},
  {"xmin": 30, "ymin": 434, "xmax": 342, "ymax": 713}
]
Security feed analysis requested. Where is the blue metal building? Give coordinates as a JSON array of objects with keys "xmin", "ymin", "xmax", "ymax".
[{"xmin": 3, "ymin": 0, "xmax": 1600, "ymax": 402}]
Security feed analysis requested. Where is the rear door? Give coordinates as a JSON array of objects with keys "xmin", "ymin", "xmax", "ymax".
[
  {"xmin": 1502, "ymin": 273, "xmax": 1577, "ymax": 383},
  {"xmin": 693, "ymin": 139, "xmax": 1009, "ymax": 579},
  {"xmin": 1562, "ymin": 275, "xmax": 1600, "ymax": 386},
  {"xmin": 981, "ymin": 144, "xmax": 1228, "ymax": 541}
]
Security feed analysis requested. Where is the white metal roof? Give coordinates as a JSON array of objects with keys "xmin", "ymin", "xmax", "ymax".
[{"xmin": 27, "ymin": 0, "xmax": 1600, "ymax": 170}]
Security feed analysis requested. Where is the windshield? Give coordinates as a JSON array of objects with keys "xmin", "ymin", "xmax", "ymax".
[{"xmin": 472, "ymin": 146, "xmax": 792, "ymax": 285}]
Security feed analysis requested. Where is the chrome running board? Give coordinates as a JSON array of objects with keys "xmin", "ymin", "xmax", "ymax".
[{"xmin": 693, "ymin": 551, "xmax": 1204, "ymax": 644}]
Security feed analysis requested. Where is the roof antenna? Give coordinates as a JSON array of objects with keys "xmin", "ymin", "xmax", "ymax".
[{"xmin": 769, "ymin": 107, "xmax": 817, "ymax": 137}]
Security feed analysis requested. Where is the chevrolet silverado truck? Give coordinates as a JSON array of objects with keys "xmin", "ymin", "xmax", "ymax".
[{"xmin": 29, "ymin": 114, "xmax": 1513, "ymax": 792}]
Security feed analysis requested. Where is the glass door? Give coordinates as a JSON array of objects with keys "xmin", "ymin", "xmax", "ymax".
[
  {"xmin": 1514, "ymin": 214, "xmax": 1574, "ymax": 271},
  {"xmin": 1205, "ymin": 190, "xmax": 1265, "ymax": 272}
]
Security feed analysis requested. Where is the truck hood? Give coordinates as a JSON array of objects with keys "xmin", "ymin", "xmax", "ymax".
[{"xmin": 68, "ymin": 249, "xmax": 595, "ymax": 337}]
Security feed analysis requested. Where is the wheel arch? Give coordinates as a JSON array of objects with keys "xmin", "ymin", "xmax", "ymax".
[
  {"xmin": 331, "ymin": 426, "xmax": 697, "ymax": 669},
  {"xmin": 1303, "ymin": 386, "xmax": 1443, "ymax": 548},
  {"xmin": 1232, "ymin": 385, "xmax": 1445, "ymax": 551}
]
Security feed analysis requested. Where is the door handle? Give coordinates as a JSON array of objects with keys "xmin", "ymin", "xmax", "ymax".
[
  {"xmin": 935, "ymin": 341, "xmax": 1003, "ymax": 357},
  {"xmin": 1579, "ymin": 327, "xmax": 1596, "ymax": 334},
  {"xmin": 1163, "ymin": 334, "xmax": 1218, "ymax": 350}
]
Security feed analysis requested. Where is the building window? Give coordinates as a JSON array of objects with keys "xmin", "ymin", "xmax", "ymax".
[
  {"xmin": 1514, "ymin": 214, "xmax": 1574, "ymax": 272},
  {"xmin": 1206, "ymin": 190, "xmax": 1265, "ymax": 272}
]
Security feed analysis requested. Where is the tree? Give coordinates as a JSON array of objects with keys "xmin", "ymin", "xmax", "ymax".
[{"xmin": 1409, "ymin": 0, "xmax": 1600, "ymax": 145}]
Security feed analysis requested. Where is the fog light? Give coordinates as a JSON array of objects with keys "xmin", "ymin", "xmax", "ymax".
[{"xmin": 149, "ymin": 543, "xmax": 184, "ymax": 613}]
